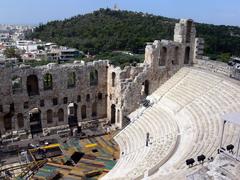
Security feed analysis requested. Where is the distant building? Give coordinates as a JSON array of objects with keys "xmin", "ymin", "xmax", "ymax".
[{"xmin": 59, "ymin": 48, "xmax": 80, "ymax": 61}]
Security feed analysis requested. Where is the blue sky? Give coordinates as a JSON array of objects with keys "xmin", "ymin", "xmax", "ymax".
[{"xmin": 0, "ymin": 0, "xmax": 239, "ymax": 26}]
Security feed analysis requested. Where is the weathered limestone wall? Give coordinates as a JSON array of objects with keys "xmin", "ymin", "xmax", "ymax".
[{"xmin": 0, "ymin": 60, "xmax": 108, "ymax": 135}]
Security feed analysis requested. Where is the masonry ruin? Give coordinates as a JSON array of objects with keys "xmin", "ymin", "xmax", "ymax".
[{"xmin": 0, "ymin": 19, "xmax": 199, "ymax": 139}]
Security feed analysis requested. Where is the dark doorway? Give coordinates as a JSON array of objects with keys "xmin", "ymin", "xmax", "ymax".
[
  {"xmin": 27, "ymin": 75, "xmax": 39, "ymax": 96},
  {"xmin": 144, "ymin": 80, "xmax": 149, "ymax": 96},
  {"xmin": 92, "ymin": 102, "xmax": 97, "ymax": 118},
  {"xmin": 111, "ymin": 104, "xmax": 116, "ymax": 124},
  {"xmin": 81, "ymin": 105, "xmax": 87, "ymax": 119},
  {"xmin": 4, "ymin": 113, "xmax": 13, "ymax": 131},
  {"xmin": 68, "ymin": 103, "xmax": 78, "ymax": 127},
  {"xmin": 58, "ymin": 108, "xmax": 64, "ymax": 122},
  {"xmin": 17, "ymin": 113, "xmax": 24, "ymax": 129},
  {"xmin": 184, "ymin": 47, "xmax": 190, "ymax": 64},
  {"xmin": 29, "ymin": 108, "xmax": 42, "ymax": 136}
]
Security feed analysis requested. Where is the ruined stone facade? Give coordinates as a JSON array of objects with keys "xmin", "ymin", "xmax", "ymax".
[{"xmin": 0, "ymin": 19, "xmax": 198, "ymax": 137}]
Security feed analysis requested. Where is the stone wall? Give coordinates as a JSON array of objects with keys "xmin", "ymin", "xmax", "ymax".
[{"xmin": 0, "ymin": 60, "xmax": 108, "ymax": 135}]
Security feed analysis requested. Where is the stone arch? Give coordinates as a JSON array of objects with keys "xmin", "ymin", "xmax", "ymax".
[
  {"xmin": 144, "ymin": 80, "xmax": 149, "ymax": 96},
  {"xmin": 47, "ymin": 109, "xmax": 53, "ymax": 124},
  {"xmin": 27, "ymin": 75, "xmax": 39, "ymax": 96},
  {"xmin": 173, "ymin": 46, "xmax": 179, "ymax": 65},
  {"xmin": 67, "ymin": 72, "xmax": 76, "ymax": 88},
  {"xmin": 29, "ymin": 108, "xmax": 42, "ymax": 135},
  {"xmin": 112, "ymin": 72, "xmax": 116, "ymax": 87},
  {"xmin": 141, "ymin": 80, "xmax": 149, "ymax": 97},
  {"xmin": 159, "ymin": 47, "xmax": 167, "ymax": 66},
  {"xmin": 58, "ymin": 108, "xmax": 64, "ymax": 122},
  {"xmin": 90, "ymin": 69, "xmax": 98, "ymax": 86},
  {"xmin": 111, "ymin": 104, "xmax": 116, "ymax": 124},
  {"xmin": 43, "ymin": 73, "xmax": 53, "ymax": 90},
  {"xmin": 81, "ymin": 105, "xmax": 87, "ymax": 119},
  {"xmin": 98, "ymin": 92, "xmax": 103, "ymax": 100},
  {"xmin": 92, "ymin": 102, "xmax": 97, "ymax": 117},
  {"xmin": 17, "ymin": 113, "xmax": 24, "ymax": 128},
  {"xmin": 12, "ymin": 76, "xmax": 22, "ymax": 94},
  {"xmin": 86, "ymin": 94, "xmax": 90, "ymax": 102},
  {"xmin": 184, "ymin": 46, "xmax": 190, "ymax": 64},
  {"xmin": 68, "ymin": 103, "xmax": 78, "ymax": 127},
  {"xmin": 4, "ymin": 113, "xmax": 12, "ymax": 131}
]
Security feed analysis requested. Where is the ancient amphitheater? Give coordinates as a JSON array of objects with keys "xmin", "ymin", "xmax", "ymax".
[{"xmin": 0, "ymin": 19, "xmax": 240, "ymax": 179}]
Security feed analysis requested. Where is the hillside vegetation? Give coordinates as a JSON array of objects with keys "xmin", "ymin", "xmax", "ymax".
[{"xmin": 28, "ymin": 9, "xmax": 240, "ymax": 62}]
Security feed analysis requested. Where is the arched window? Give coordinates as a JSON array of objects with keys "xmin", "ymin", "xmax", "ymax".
[
  {"xmin": 86, "ymin": 94, "xmax": 90, "ymax": 102},
  {"xmin": 90, "ymin": 70, "xmax": 98, "ymax": 86},
  {"xmin": 47, "ymin": 109, "xmax": 53, "ymax": 124},
  {"xmin": 98, "ymin": 93, "xmax": 102, "ymax": 100},
  {"xmin": 184, "ymin": 47, "xmax": 190, "ymax": 64},
  {"xmin": 17, "ymin": 113, "xmax": 24, "ymax": 128},
  {"xmin": 43, "ymin": 73, "xmax": 53, "ymax": 90},
  {"xmin": 67, "ymin": 72, "xmax": 76, "ymax": 88},
  {"xmin": 81, "ymin": 105, "xmax": 87, "ymax": 119},
  {"xmin": 173, "ymin": 47, "xmax": 179, "ymax": 65},
  {"xmin": 111, "ymin": 104, "xmax": 116, "ymax": 124},
  {"xmin": 58, "ymin": 108, "xmax": 64, "ymax": 122},
  {"xmin": 12, "ymin": 76, "xmax": 22, "ymax": 94},
  {"xmin": 112, "ymin": 72, "xmax": 116, "ymax": 87},
  {"xmin": 27, "ymin": 75, "xmax": 39, "ymax": 96},
  {"xmin": 159, "ymin": 47, "xmax": 167, "ymax": 66},
  {"xmin": 92, "ymin": 102, "xmax": 97, "ymax": 117}
]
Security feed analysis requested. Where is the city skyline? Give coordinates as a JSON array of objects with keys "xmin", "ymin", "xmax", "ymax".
[{"xmin": 0, "ymin": 0, "xmax": 240, "ymax": 26}]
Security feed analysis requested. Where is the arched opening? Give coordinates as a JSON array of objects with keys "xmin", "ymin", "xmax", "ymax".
[
  {"xmin": 17, "ymin": 113, "xmax": 24, "ymax": 128},
  {"xmin": 144, "ymin": 80, "xmax": 149, "ymax": 96},
  {"xmin": 184, "ymin": 47, "xmax": 190, "ymax": 64},
  {"xmin": 81, "ymin": 105, "xmax": 87, "ymax": 119},
  {"xmin": 112, "ymin": 72, "xmax": 116, "ymax": 87},
  {"xmin": 98, "ymin": 93, "xmax": 102, "ymax": 100},
  {"xmin": 86, "ymin": 94, "xmax": 90, "ymax": 102},
  {"xmin": 47, "ymin": 109, "xmax": 53, "ymax": 124},
  {"xmin": 68, "ymin": 103, "xmax": 78, "ymax": 127},
  {"xmin": 43, "ymin": 73, "xmax": 53, "ymax": 90},
  {"xmin": 173, "ymin": 47, "xmax": 179, "ymax": 65},
  {"xmin": 141, "ymin": 80, "xmax": 149, "ymax": 97},
  {"xmin": 27, "ymin": 75, "xmax": 39, "ymax": 96},
  {"xmin": 90, "ymin": 70, "xmax": 98, "ymax": 86},
  {"xmin": 67, "ymin": 72, "xmax": 76, "ymax": 88},
  {"xmin": 159, "ymin": 47, "xmax": 167, "ymax": 66},
  {"xmin": 186, "ymin": 20, "xmax": 193, "ymax": 43},
  {"xmin": 111, "ymin": 104, "xmax": 116, "ymax": 124},
  {"xmin": 29, "ymin": 108, "xmax": 42, "ymax": 136},
  {"xmin": 4, "ymin": 113, "xmax": 12, "ymax": 131},
  {"xmin": 58, "ymin": 108, "xmax": 64, "ymax": 122},
  {"xmin": 92, "ymin": 102, "xmax": 97, "ymax": 117},
  {"xmin": 12, "ymin": 76, "xmax": 22, "ymax": 94}
]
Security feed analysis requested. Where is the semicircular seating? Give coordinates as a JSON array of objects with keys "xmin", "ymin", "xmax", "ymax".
[{"xmin": 103, "ymin": 67, "xmax": 240, "ymax": 180}]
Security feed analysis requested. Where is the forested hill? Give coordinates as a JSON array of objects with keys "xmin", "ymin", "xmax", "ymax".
[{"xmin": 28, "ymin": 8, "xmax": 240, "ymax": 61}]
